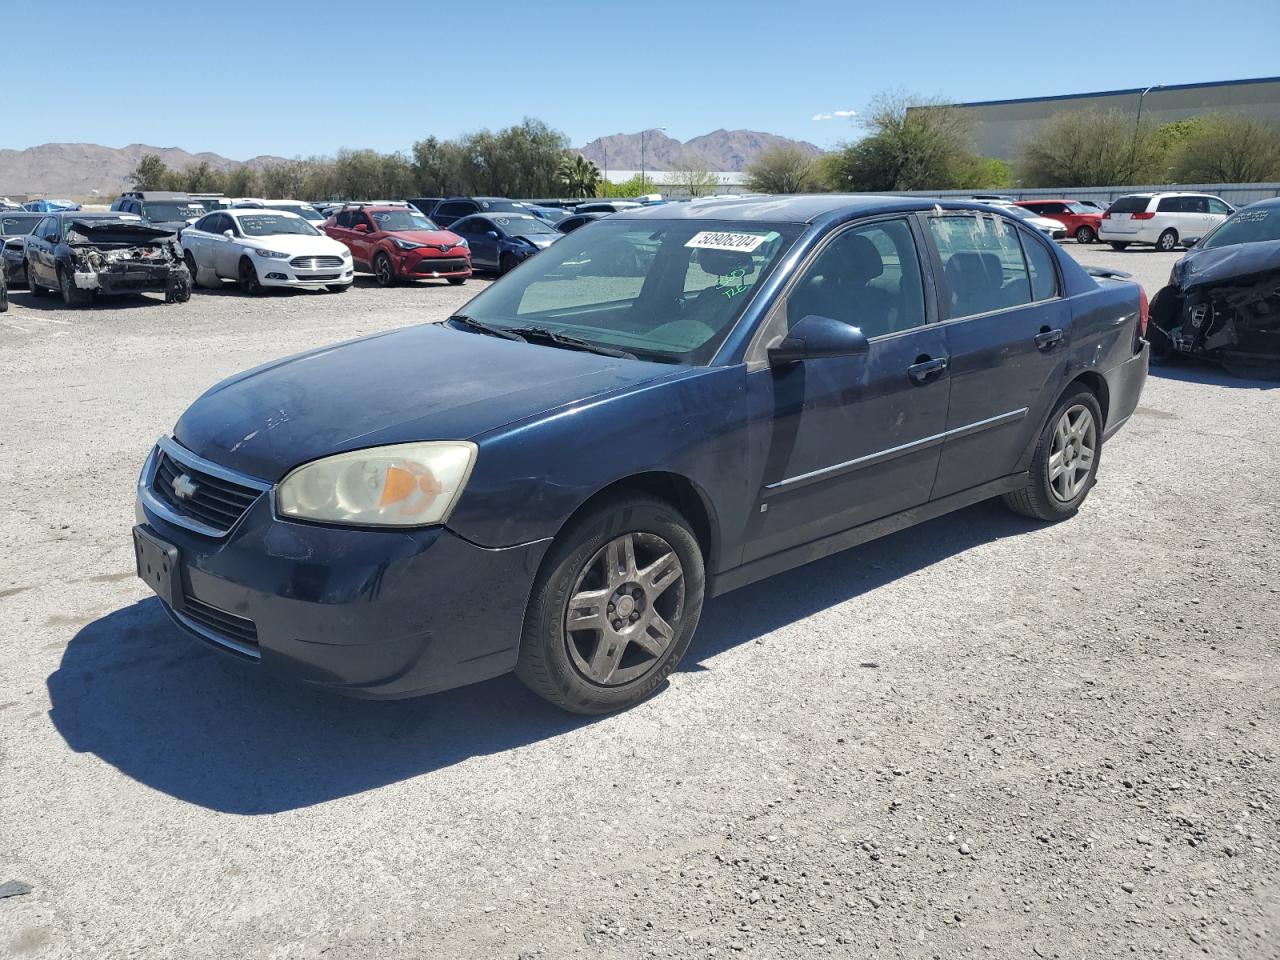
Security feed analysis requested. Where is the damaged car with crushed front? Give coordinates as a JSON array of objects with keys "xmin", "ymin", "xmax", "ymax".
[
  {"xmin": 24, "ymin": 211, "xmax": 191, "ymax": 306},
  {"xmin": 134, "ymin": 196, "xmax": 1149, "ymax": 714},
  {"xmin": 1149, "ymin": 197, "xmax": 1280, "ymax": 378}
]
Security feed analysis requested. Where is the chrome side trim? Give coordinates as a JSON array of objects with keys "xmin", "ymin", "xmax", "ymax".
[
  {"xmin": 167, "ymin": 604, "xmax": 263, "ymax": 661},
  {"xmin": 762, "ymin": 408, "xmax": 1028, "ymax": 497}
]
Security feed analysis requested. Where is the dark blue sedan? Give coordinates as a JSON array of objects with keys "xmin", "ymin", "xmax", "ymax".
[
  {"xmin": 448, "ymin": 212, "xmax": 561, "ymax": 274},
  {"xmin": 134, "ymin": 196, "xmax": 1149, "ymax": 713}
]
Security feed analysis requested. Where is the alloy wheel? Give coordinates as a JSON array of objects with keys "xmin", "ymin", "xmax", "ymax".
[
  {"xmin": 1048, "ymin": 403, "xmax": 1096, "ymax": 502},
  {"xmin": 375, "ymin": 254, "xmax": 394, "ymax": 286},
  {"xmin": 564, "ymin": 532, "xmax": 685, "ymax": 686},
  {"xmin": 1158, "ymin": 231, "xmax": 1177, "ymax": 252},
  {"xmin": 1075, "ymin": 226, "xmax": 1093, "ymax": 244}
]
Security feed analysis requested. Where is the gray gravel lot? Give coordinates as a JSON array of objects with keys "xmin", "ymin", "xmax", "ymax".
[{"xmin": 1, "ymin": 248, "xmax": 1277, "ymax": 959}]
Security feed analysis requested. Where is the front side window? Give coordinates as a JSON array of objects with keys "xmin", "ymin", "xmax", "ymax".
[
  {"xmin": 457, "ymin": 219, "xmax": 803, "ymax": 364},
  {"xmin": 234, "ymin": 214, "xmax": 319, "ymax": 237},
  {"xmin": 1207, "ymin": 198, "xmax": 1232, "ymax": 215},
  {"xmin": 929, "ymin": 214, "xmax": 1032, "ymax": 319},
  {"xmin": 786, "ymin": 219, "xmax": 926, "ymax": 338}
]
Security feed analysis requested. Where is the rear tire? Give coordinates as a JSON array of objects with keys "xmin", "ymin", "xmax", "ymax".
[
  {"xmin": 184, "ymin": 252, "xmax": 201, "ymax": 288},
  {"xmin": 27, "ymin": 262, "xmax": 47, "ymax": 296},
  {"xmin": 516, "ymin": 495, "xmax": 705, "ymax": 714},
  {"xmin": 1157, "ymin": 229, "xmax": 1178, "ymax": 252},
  {"xmin": 1002, "ymin": 387, "xmax": 1103, "ymax": 522},
  {"xmin": 0, "ymin": 282, "xmax": 7, "ymax": 313},
  {"xmin": 1074, "ymin": 225, "xmax": 1096, "ymax": 244},
  {"xmin": 1108, "ymin": 242, "xmax": 1130, "ymax": 251}
]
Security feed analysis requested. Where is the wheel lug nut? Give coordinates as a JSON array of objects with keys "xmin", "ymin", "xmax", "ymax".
[
  {"xmin": 632, "ymin": 589, "xmax": 642, "ymax": 599},
  {"xmin": 630, "ymin": 612, "xmax": 639, "ymax": 622},
  {"xmin": 607, "ymin": 603, "xmax": 615, "ymax": 613}
]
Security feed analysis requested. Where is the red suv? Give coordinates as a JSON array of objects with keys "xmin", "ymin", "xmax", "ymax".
[
  {"xmin": 324, "ymin": 205, "xmax": 471, "ymax": 286},
  {"xmin": 1014, "ymin": 200, "xmax": 1105, "ymax": 245}
]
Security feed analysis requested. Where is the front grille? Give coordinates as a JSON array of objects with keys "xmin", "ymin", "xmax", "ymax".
[
  {"xmin": 296, "ymin": 273, "xmax": 340, "ymax": 281},
  {"xmin": 181, "ymin": 594, "xmax": 259, "ymax": 648},
  {"xmin": 291, "ymin": 255, "xmax": 344, "ymax": 269},
  {"xmin": 151, "ymin": 446, "xmax": 263, "ymax": 536},
  {"xmin": 413, "ymin": 257, "xmax": 469, "ymax": 274}
]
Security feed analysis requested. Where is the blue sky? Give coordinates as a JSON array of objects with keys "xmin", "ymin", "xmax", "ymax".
[{"xmin": 6, "ymin": 0, "xmax": 1278, "ymax": 159}]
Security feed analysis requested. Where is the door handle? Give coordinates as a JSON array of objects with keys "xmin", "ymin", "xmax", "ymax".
[
  {"xmin": 1035, "ymin": 327, "xmax": 1064, "ymax": 350},
  {"xmin": 907, "ymin": 356, "xmax": 948, "ymax": 383}
]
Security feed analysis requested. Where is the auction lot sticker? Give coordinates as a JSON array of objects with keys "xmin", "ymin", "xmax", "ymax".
[{"xmin": 685, "ymin": 231, "xmax": 767, "ymax": 252}]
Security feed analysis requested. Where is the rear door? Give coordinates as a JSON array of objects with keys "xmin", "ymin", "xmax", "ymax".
[
  {"xmin": 742, "ymin": 216, "xmax": 951, "ymax": 562},
  {"xmin": 925, "ymin": 212, "xmax": 1072, "ymax": 497}
]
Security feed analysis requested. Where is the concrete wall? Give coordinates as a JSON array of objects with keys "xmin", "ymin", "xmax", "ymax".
[{"xmin": 946, "ymin": 77, "xmax": 1280, "ymax": 159}]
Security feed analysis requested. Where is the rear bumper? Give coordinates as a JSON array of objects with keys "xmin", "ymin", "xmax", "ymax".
[
  {"xmin": 134, "ymin": 494, "xmax": 550, "ymax": 699},
  {"xmin": 1102, "ymin": 341, "xmax": 1149, "ymax": 440}
]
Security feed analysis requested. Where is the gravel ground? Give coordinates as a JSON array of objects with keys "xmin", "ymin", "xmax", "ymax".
[{"xmin": 1, "ymin": 247, "xmax": 1277, "ymax": 960}]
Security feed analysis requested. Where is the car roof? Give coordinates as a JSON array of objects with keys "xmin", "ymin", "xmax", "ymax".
[
  {"xmin": 611, "ymin": 194, "xmax": 978, "ymax": 224},
  {"xmin": 226, "ymin": 208, "xmax": 302, "ymax": 218},
  {"xmin": 59, "ymin": 211, "xmax": 140, "ymax": 219}
]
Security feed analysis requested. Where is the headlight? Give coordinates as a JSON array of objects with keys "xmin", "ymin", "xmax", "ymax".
[
  {"xmin": 276, "ymin": 441, "xmax": 477, "ymax": 527},
  {"xmin": 253, "ymin": 248, "xmax": 288, "ymax": 259},
  {"xmin": 391, "ymin": 237, "xmax": 425, "ymax": 250},
  {"xmin": 453, "ymin": 238, "xmax": 469, "ymax": 249}
]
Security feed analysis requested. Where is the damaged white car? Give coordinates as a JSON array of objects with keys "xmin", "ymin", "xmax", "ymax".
[{"xmin": 24, "ymin": 212, "xmax": 192, "ymax": 307}]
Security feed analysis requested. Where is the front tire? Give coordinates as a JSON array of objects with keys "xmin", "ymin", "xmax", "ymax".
[
  {"xmin": 327, "ymin": 283, "xmax": 350, "ymax": 293},
  {"xmin": 184, "ymin": 252, "xmax": 202, "ymax": 288},
  {"xmin": 1002, "ymin": 387, "xmax": 1103, "ymax": 521},
  {"xmin": 1075, "ymin": 225, "xmax": 1096, "ymax": 244},
  {"xmin": 499, "ymin": 252, "xmax": 517, "ymax": 276},
  {"xmin": 58, "ymin": 267, "xmax": 92, "ymax": 307},
  {"xmin": 373, "ymin": 252, "xmax": 396, "ymax": 287},
  {"xmin": 237, "ymin": 257, "xmax": 263, "ymax": 296},
  {"xmin": 516, "ymin": 495, "xmax": 705, "ymax": 714},
  {"xmin": 448, "ymin": 277, "xmax": 467, "ymax": 286},
  {"xmin": 1157, "ymin": 229, "xmax": 1178, "ymax": 252}
]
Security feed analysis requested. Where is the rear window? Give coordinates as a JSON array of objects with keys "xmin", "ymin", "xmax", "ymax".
[{"xmin": 1109, "ymin": 197, "xmax": 1151, "ymax": 214}]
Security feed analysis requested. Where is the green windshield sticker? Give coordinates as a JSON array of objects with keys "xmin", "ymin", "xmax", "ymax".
[{"xmin": 718, "ymin": 267, "xmax": 751, "ymax": 299}]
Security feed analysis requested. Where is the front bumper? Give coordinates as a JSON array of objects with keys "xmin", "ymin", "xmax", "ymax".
[
  {"xmin": 399, "ymin": 249, "xmax": 471, "ymax": 279},
  {"xmin": 74, "ymin": 263, "xmax": 188, "ymax": 297},
  {"xmin": 257, "ymin": 255, "xmax": 354, "ymax": 288},
  {"xmin": 134, "ymin": 456, "xmax": 549, "ymax": 699}
]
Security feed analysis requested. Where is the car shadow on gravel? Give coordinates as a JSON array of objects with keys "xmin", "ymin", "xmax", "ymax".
[
  {"xmin": 1149, "ymin": 361, "xmax": 1279, "ymax": 389},
  {"xmin": 6, "ymin": 290, "xmax": 175, "ymax": 311},
  {"xmin": 47, "ymin": 501, "xmax": 1038, "ymax": 814}
]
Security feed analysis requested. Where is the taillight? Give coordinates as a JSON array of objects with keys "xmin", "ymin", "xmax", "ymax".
[
  {"xmin": 1102, "ymin": 211, "xmax": 1111, "ymax": 219},
  {"xmin": 1131, "ymin": 212, "xmax": 1156, "ymax": 220},
  {"xmin": 1137, "ymin": 286, "xmax": 1149, "ymax": 340}
]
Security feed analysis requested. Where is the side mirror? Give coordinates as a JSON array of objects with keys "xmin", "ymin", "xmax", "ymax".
[
  {"xmin": 769, "ymin": 314, "xmax": 870, "ymax": 365},
  {"xmin": 354, "ymin": 223, "xmax": 369, "ymax": 233},
  {"xmin": 222, "ymin": 229, "xmax": 235, "ymax": 240},
  {"xmin": 485, "ymin": 230, "xmax": 499, "ymax": 239},
  {"xmin": 1182, "ymin": 236, "xmax": 1201, "ymax": 249}
]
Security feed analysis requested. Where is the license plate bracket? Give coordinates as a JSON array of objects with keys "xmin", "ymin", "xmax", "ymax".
[{"xmin": 133, "ymin": 525, "xmax": 181, "ymax": 607}]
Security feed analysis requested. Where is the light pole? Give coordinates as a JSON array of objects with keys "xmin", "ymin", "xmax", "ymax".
[
  {"xmin": 640, "ymin": 126, "xmax": 667, "ymax": 194},
  {"xmin": 1130, "ymin": 84, "xmax": 1161, "ymax": 180}
]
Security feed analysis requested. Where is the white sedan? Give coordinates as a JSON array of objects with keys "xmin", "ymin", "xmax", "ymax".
[{"xmin": 181, "ymin": 208, "xmax": 354, "ymax": 294}]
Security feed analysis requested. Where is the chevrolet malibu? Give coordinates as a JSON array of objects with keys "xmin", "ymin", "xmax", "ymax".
[{"xmin": 134, "ymin": 196, "xmax": 1149, "ymax": 714}]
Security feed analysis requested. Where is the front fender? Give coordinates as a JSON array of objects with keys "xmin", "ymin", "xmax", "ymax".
[{"xmin": 447, "ymin": 365, "xmax": 754, "ymax": 570}]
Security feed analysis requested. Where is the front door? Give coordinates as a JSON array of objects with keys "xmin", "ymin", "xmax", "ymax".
[
  {"xmin": 742, "ymin": 217, "xmax": 951, "ymax": 563},
  {"xmin": 924, "ymin": 212, "xmax": 1072, "ymax": 497}
]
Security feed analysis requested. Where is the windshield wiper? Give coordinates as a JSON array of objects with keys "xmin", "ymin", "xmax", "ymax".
[
  {"xmin": 508, "ymin": 326, "xmax": 637, "ymax": 359},
  {"xmin": 447, "ymin": 315, "xmax": 526, "ymax": 341}
]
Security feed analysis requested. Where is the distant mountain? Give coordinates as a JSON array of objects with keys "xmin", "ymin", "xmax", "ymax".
[
  {"xmin": 575, "ymin": 128, "xmax": 824, "ymax": 173},
  {"xmin": 0, "ymin": 143, "xmax": 286, "ymax": 198}
]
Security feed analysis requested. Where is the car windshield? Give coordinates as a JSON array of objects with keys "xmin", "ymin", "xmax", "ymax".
[
  {"xmin": 478, "ymin": 199, "xmax": 526, "ymax": 213},
  {"xmin": 997, "ymin": 205, "xmax": 1037, "ymax": 220},
  {"xmin": 534, "ymin": 207, "xmax": 569, "ymax": 222},
  {"xmin": 371, "ymin": 209, "xmax": 438, "ymax": 231},
  {"xmin": 1064, "ymin": 202, "xmax": 1096, "ymax": 214},
  {"xmin": 496, "ymin": 215, "xmax": 558, "ymax": 236},
  {"xmin": 1201, "ymin": 206, "xmax": 1280, "ymax": 249},
  {"xmin": 143, "ymin": 202, "xmax": 205, "ymax": 221},
  {"xmin": 455, "ymin": 218, "xmax": 804, "ymax": 365},
  {"xmin": 1, "ymin": 216, "xmax": 40, "ymax": 235},
  {"xmin": 236, "ymin": 214, "xmax": 319, "ymax": 237}
]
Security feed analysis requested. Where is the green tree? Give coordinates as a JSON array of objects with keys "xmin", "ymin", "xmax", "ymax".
[
  {"xmin": 949, "ymin": 155, "xmax": 1014, "ymax": 190},
  {"xmin": 1171, "ymin": 113, "xmax": 1280, "ymax": 183},
  {"xmin": 130, "ymin": 153, "xmax": 170, "ymax": 191},
  {"xmin": 597, "ymin": 173, "xmax": 658, "ymax": 198},
  {"xmin": 557, "ymin": 154, "xmax": 602, "ymax": 197},
  {"xmin": 1015, "ymin": 107, "xmax": 1161, "ymax": 187},
  {"xmin": 671, "ymin": 153, "xmax": 721, "ymax": 197},
  {"xmin": 745, "ymin": 144, "xmax": 818, "ymax": 193},
  {"xmin": 822, "ymin": 91, "xmax": 977, "ymax": 191},
  {"xmin": 224, "ymin": 165, "xmax": 260, "ymax": 199}
]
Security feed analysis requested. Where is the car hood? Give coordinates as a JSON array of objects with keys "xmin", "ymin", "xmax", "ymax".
[
  {"xmin": 173, "ymin": 322, "xmax": 678, "ymax": 481},
  {"xmin": 393, "ymin": 229, "xmax": 465, "ymax": 247},
  {"xmin": 1174, "ymin": 239, "xmax": 1280, "ymax": 292},
  {"xmin": 241, "ymin": 232, "xmax": 347, "ymax": 256},
  {"xmin": 514, "ymin": 233, "xmax": 559, "ymax": 248}
]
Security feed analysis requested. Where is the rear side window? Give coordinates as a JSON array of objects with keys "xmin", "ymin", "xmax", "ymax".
[
  {"xmin": 1110, "ymin": 196, "xmax": 1152, "ymax": 214},
  {"xmin": 1021, "ymin": 231, "xmax": 1059, "ymax": 301},
  {"xmin": 928, "ymin": 214, "xmax": 1032, "ymax": 319},
  {"xmin": 1157, "ymin": 197, "xmax": 1186, "ymax": 213}
]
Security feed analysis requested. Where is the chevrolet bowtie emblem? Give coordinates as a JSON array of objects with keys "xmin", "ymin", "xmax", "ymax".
[{"xmin": 172, "ymin": 473, "xmax": 199, "ymax": 500}]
